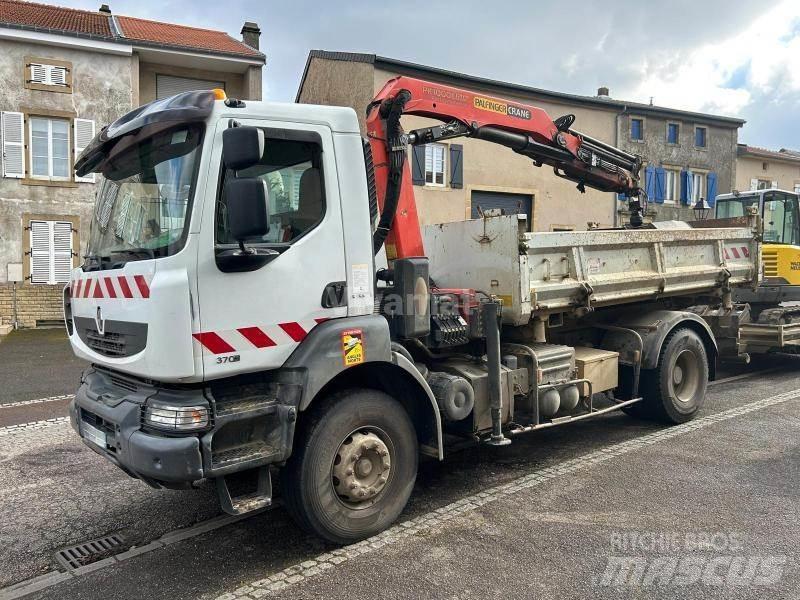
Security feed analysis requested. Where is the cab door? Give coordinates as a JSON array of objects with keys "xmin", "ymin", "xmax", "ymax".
[{"xmin": 194, "ymin": 118, "xmax": 347, "ymax": 379}]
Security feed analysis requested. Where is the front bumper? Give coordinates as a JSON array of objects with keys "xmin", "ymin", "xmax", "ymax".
[{"xmin": 70, "ymin": 368, "xmax": 296, "ymax": 487}]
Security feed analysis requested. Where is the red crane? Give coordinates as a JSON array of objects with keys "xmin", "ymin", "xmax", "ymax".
[{"xmin": 365, "ymin": 76, "xmax": 643, "ymax": 259}]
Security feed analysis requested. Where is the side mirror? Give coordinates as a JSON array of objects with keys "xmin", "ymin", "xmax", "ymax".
[
  {"xmin": 217, "ymin": 178, "xmax": 278, "ymax": 273},
  {"xmin": 223, "ymin": 126, "xmax": 264, "ymax": 171}
]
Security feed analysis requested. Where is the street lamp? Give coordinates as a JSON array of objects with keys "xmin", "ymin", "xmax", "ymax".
[{"xmin": 693, "ymin": 197, "xmax": 712, "ymax": 220}]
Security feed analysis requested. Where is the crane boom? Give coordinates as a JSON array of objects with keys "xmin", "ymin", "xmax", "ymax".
[{"xmin": 366, "ymin": 76, "xmax": 643, "ymax": 259}]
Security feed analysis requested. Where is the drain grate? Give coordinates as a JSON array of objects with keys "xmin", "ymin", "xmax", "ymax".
[{"xmin": 55, "ymin": 534, "xmax": 125, "ymax": 571}]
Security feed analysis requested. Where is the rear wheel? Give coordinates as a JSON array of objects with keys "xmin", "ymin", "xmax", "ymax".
[
  {"xmin": 640, "ymin": 328, "xmax": 708, "ymax": 423},
  {"xmin": 281, "ymin": 388, "xmax": 418, "ymax": 544}
]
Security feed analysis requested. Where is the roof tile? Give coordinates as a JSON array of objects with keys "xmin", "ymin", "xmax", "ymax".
[{"xmin": 0, "ymin": 0, "xmax": 262, "ymax": 58}]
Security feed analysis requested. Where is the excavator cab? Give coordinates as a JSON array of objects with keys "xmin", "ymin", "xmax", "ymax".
[{"xmin": 716, "ymin": 188, "xmax": 800, "ymax": 307}]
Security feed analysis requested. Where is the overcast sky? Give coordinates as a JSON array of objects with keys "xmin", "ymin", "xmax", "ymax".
[{"xmin": 64, "ymin": 0, "xmax": 799, "ymax": 149}]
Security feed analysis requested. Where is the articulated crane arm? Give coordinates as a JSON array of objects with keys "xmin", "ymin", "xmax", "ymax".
[{"xmin": 365, "ymin": 76, "xmax": 643, "ymax": 259}]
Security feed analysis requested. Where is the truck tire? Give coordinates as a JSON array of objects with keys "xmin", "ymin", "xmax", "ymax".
[
  {"xmin": 640, "ymin": 328, "xmax": 708, "ymax": 424},
  {"xmin": 281, "ymin": 388, "xmax": 418, "ymax": 544}
]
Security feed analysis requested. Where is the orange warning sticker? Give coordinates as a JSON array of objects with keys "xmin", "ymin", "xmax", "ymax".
[{"xmin": 342, "ymin": 329, "xmax": 364, "ymax": 367}]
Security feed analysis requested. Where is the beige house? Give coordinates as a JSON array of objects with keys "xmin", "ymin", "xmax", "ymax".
[
  {"xmin": 736, "ymin": 144, "xmax": 800, "ymax": 193},
  {"xmin": 0, "ymin": 0, "xmax": 265, "ymax": 329},
  {"xmin": 297, "ymin": 51, "xmax": 744, "ymax": 231}
]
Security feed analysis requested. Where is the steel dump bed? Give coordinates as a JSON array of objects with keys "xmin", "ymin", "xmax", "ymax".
[{"xmin": 422, "ymin": 215, "xmax": 759, "ymax": 326}]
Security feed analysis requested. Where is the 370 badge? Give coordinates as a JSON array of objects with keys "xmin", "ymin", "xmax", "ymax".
[{"xmin": 342, "ymin": 329, "xmax": 364, "ymax": 367}]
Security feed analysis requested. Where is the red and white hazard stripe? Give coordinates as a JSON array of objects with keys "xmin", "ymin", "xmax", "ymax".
[
  {"xmin": 70, "ymin": 275, "xmax": 151, "ymax": 300},
  {"xmin": 722, "ymin": 246, "xmax": 750, "ymax": 261},
  {"xmin": 193, "ymin": 317, "xmax": 329, "ymax": 355}
]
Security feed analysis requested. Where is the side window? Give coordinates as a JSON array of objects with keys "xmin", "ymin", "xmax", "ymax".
[{"xmin": 216, "ymin": 132, "xmax": 325, "ymax": 244}]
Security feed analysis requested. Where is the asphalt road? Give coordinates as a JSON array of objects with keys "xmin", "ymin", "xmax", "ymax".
[{"xmin": 0, "ymin": 330, "xmax": 798, "ymax": 599}]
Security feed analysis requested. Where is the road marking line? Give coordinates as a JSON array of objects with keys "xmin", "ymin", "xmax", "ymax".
[
  {"xmin": 220, "ymin": 387, "xmax": 800, "ymax": 598},
  {"xmin": 0, "ymin": 417, "xmax": 69, "ymax": 438},
  {"xmin": 0, "ymin": 395, "xmax": 73, "ymax": 409}
]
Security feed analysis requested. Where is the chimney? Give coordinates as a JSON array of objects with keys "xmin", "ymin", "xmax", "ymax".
[
  {"xmin": 597, "ymin": 86, "xmax": 610, "ymax": 98},
  {"xmin": 99, "ymin": 4, "xmax": 111, "ymax": 13},
  {"xmin": 241, "ymin": 21, "xmax": 261, "ymax": 50}
]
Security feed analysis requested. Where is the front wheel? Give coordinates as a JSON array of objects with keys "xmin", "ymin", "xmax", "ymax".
[
  {"xmin": 281, "ymin": 388, "xmax": 418, "ymax": 544},
  {"xmin": 640, "ymin": 328, "xmax": 709, "ymax": 424}
]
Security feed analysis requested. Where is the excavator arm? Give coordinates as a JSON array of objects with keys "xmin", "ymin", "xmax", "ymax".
[{"xmin": 365, "ymin": 76, "xmax": 643, "ymax": 259}]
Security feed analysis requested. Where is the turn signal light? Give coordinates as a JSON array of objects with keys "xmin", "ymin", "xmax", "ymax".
[
  {"xmin": 143, "ymin": 400, "xmax": 210, "ymax": 432},
  {"xmin": 212, "ymin": 88, "xmax": 227, "ymax": 100}
]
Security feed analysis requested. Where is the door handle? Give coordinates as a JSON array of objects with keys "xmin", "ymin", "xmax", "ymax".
[{"xmin": 321, "ymin": 281, "xmax": 347, "ymax": 308}]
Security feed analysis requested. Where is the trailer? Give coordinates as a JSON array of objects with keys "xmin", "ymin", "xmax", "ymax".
[{"xmin": 65, "ymin": 80, "xmax": 760, "ymax": 543}]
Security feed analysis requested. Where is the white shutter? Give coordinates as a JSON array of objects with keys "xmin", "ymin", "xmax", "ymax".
[
  {"xmin": 772, "ymin": 180, "xmax": 778, "ymax": 189},
  {"xmin": 73, "ymin": 118, "xmax": 96, "ymax": 183},
  {"xmin": 49, "ymin": 65, "xmax": 67, "ymax": 87},
  {"xmin": 52, "ymin": 221, "xmax": 74, "ymax": 283},
  {"xmin": 2, "ymin": 111, "xmax": 25, "ymax": 178},
  {"xmin": 29, "ymin": 220, "xmax": 52, "ymax": 284},
  {"xmin": 29, "ymin": 63, "xmax": 47, "ymax": 84},
  {"xmin": 750, "ymin": 178, "xmax": 759, "ymax": 191}
]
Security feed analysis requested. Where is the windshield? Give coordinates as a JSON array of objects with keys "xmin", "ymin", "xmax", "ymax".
[
  {"xmin": 717, "ymin": 192, "xmax": 799, "ymax": 245},
  {"xmin": 85, "ymin": 124, "xmax": 204, "ymax": 270}
]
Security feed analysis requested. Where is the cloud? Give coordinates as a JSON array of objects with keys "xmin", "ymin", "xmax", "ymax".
[{"xmin": 60, "ymin": 0, "xmax": 799, "ymax": 147}]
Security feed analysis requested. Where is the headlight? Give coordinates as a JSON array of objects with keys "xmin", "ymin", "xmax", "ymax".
[{"xmin": 143, "ymin": 400, "xmax": 210, "ymax": 432}]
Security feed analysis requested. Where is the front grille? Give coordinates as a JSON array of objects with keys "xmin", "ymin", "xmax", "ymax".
[
  {"xmin": 86, "ymin": 329, "xmax": 126, "ymax": 356},
  {"xmin": 74, "ymin": 317, "xmax": 147, "ymax": 358}
]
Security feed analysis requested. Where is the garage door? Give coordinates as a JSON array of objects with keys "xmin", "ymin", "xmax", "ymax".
[
  {"xmin": 156, "ymin": 75, "xmax": 225, "ymax": 100},
  {"xmin": 471, "ymin": 190, "xmax": 533, "ymax": 230}
]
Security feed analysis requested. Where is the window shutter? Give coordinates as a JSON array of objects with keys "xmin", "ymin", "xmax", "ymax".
[
  {"xmin": 2, "ymin": 111, "xmax": 25, "ymax": 178},
  {"xmin": 644, "ymin": 165, "xmax": 656, "ymax": 200},
  {"xmin": 749, "ymin": 178, "xmax": 758, "ymax": 191},
  {"xmin": 654, "ymin": 167, "xmax": 666, "ymax": 203},
  {"xmin": 29, "ymin": 63, "xmax": 47, "ymax": 84},
  {"xmin": 706, "ymin": 172, "xmax": 718, "ymax": 207},
  {"xmin": 52, "ymin": 221, "xmax": 74, "ymax": 283},
  {"xmin": 49, "ymin": 66, "xmax": 67, "ymax": 86},
  {"xmin": 29, "ymin": 220, "xmax": 52, "ymax": 284},
  {"xmin": 449, "ymin": 144, "xmax": 463, "ymax": 189},
  {"xmin": 411, "ymin": 144, "xmax": 425, "ymax": 186},
  {"xmin": 771, "ymin": 180, "xmax": 778, "ymax": 189},
  {"xmin": 73, "ymin": 118, "xmax": 96, "ymax": 183},
  {"xmin": 680, "ymin": 169, "xmax": 693, "ymax": 205}
]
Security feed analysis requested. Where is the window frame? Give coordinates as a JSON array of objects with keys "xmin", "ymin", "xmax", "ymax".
[
  {"xmin": 664, "ymin": 166, "xmax": 680, "ymax": 204},
  {"xmin": 666, "ymin": 122, "xmax": 680, "ymax": 145},
  {"xmin": 23, "ymin": 56, "xmax": 72, "ymax": 94},
  {"xmin": 691, "ymin": 171, "xmax": 707, "ymax": 203},
  {"xmin": 630, "ymin": 117, "xmax": 645, "ymax": 142},
  {"xmin": 28, "ymin": 116, "xmax": 71, "ymax": 182},
  {"xmin": 424, "ymin": 143, "xmax": 447, "ymax": 187},
  {"xmin": 694, "ymin": 125, "xmax": 708, "ymax": 149},
  {"xmin": 215, "ymin": 127, "xmax": 327, "ymax": 250}
]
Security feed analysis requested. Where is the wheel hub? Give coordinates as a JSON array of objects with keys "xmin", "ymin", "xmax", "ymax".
[
  {"xmin": 673, "ymin": 365, "xmax": 684, "ymax": 385},
  {"xmin": 332, "ymin": 431, "xmax": 391, "ymax": 505}
]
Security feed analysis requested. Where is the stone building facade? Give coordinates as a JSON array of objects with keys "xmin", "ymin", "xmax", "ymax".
[
  {"xmin": 0, "ymin": 0, "xmax": 264, "ymax": 329},
  {"xmin": 296, "ymin": 51, "xmax": 744, "ymax": 230}
]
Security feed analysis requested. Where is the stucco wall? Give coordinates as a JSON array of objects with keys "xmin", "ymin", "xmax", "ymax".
[
  {"xmin": 736, "ymin": 155, "xmax": 800, "ymax": 192},
  {"xmin": 138, "ymin": 61, "xmax": 245, "ymax": 104},
  {"xmin": 615, "ymin": 113, "xmax": 739, "ymax": 221},
  {"xmin": 0, "ymin": 39, "xmax": 134, "ymax": 316}
]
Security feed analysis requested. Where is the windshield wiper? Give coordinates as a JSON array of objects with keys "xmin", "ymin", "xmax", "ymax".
[{"xmin": 110, "ymin": 248, "xmax": 156, "ymax": 260}]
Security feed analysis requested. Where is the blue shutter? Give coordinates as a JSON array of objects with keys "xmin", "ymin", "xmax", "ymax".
[
  {"xmin": 644, "ymin": 165, "xmax": 656, "ymax": 200},
  {"xmin": 617, "ymin": 192, "xmax": 627, "ymax": 201},
  {"xmin": 654, "ymin": 167, "xmax": 666, "ymax": 203},
  {"xmin": 680, "ymin": 169, "xmax": 693, "ymax": 205},
  {"xmin": 706, "ymin": 172, "xmax": 717, "ymax": 207}
]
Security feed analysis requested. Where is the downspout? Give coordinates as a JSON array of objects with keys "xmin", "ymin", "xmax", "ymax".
[{"xmin": 614, "ymin": 104, "xmax": 628, "ymax": 228}]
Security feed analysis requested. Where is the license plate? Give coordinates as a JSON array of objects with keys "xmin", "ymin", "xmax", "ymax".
[{"xmin": 81, "ymin": 421, "xmax": 107, "ymax": 449}]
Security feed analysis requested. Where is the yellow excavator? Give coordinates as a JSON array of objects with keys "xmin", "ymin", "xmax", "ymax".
[{"xmin": 715, "ymin": 188, "xmax": 800, "ymax": 351}]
